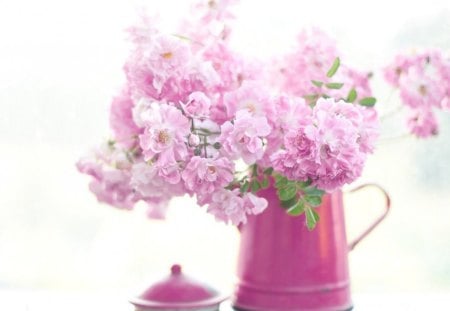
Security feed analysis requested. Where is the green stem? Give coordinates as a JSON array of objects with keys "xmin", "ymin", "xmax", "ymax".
[
  {"xmin": 194, "ymin": 128, "xmax": 221, "ymax": 135},
  {"xmin": 252, "ymin": 164, "xmax": 258, "ymax": 177}
]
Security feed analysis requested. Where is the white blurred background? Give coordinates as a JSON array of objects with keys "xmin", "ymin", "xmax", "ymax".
[{"xmin": 1, "ymin": 0, "xmax": 450, "ymax": 306}]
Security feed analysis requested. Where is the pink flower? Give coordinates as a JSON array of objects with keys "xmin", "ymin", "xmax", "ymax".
[
  {"xmin": 386, "ymin": 51, "xmax": 448, "ymax": 110},
  {"xmin": 202, "ymin": 42, "xmax": 261, "ymax": 93},
  {"xmin": 407, "ymin": 108, "xmax": 438, "ymax": 138},
  {"xmin": 207, "ymin": 189, "xmax": 247, "ymax": 225},
  {"xmin": 138, "ymin": 102, "xmax": 190, "ymax": 163},
  {"xmin": 243, "ymin": 193, "xmax": 268, "ymax": 215},
  {"xmin": 219, "ymin": 109, "xmax": 271, "ymax": 164},
  {"xmin": 313, "ymin": 97, "xmax": 379, "ymax": 153},
  {"xmin": 399, "ymin": 66, "xmax": 446, "ymax": 109},
  {"xmin": 124, "ymin": 31, "xmax": 211, "ymax": 103},
  {"xmin": 146, "ymin": 34, "xmax": 192, "ymax": 91},
  {"xmin": 257, "ymin": 95, "xmax": 312, "ymax": 167},
  {"xmin": 131, "ymin": 162, "xmax": 165, "ymax": 202},
  {"xmin": 182, "ymin": 156, "xmax": 234, "ymax": 195},
  {"xmin": 131, "ymin": 161, "xmax": 185, "ymax": 202},
  {"xmin": 384, "ymin": 50, "xmax": 449, "ymax": 137},
  {"xmin": 181, "ymin": 91, "xmax": 211, "ymax": 118},
  {"xmin": 76, "ymin": 147, "xmax": 137, "ymax": 210},
  {"xmin": 132, "ymin": 97, "xmax": 154, "ymax": 128},
  {"xmin": 87, "ymin": 169, "xmax": 136, "ymax": 209},
  {"xmin": 278, "ymin": 28, "xmax": 338, "ymax": 96},
  {"xmin": 124, "ymin": 58, "xmax": 160, "ymax": 100},
  {"xmin": 146, "ymin": 201, "xmax": 170, "ymax": 220},
  {"xmin": 271, "ymin": 98, "xmax": 377, "ymax": 192},
  {"xmin": 310, "ymin": 99, "xmax": 368, "ymax": 191},
  {"xmin": 383, "ymin": 53, "xmax": 416, "ymax": 87},
  {"xmin": 206, "ymin": 189, "xmax": 268, "ymax": 225},
  {"xmin": 223, "ymin": 81, "xmax": 275, "ymax": 121},
  {"xmin": 180, "ymin": 0, "xmax": 237, "ymax": 45},
  {"xmin": 276, "ymin": 28, "xmax": 375, "ymax": 103},
  {"xmin": 270, "ymin": 132, "xmax": 317, "ymax": 182},
  {"xmin": 109, "ymin": 87, "xmax": 141, "ymax": 148},
  {"xmin": 157, "ymin": 161, "xmax": 183, "ymax": 184},
  {"xmin": 130, "ymin": 161, "xmax": 186, "ymax": 218},
  {"xmin": 275, "ymin": 95, "xmax": 312, "ymax": 130}
]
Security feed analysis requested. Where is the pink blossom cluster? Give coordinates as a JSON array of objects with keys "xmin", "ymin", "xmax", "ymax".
[
  {"xmin": 271, "ymin": 98, "xmax": 378, "ymax": 192},
  {"xmin": 276, "ymin": 28, "xmax": 373, "ymax": 100},
  {"xmin": 78, "ymin": 0, "xmax": 381, "ymax": 225},
  {"xmin": 384, "ymin": 50, "xmax": 450, "ymax": 138},
  {"xmin": 76, "ymin": 142, "xmax": 181, "ymax": 218}
]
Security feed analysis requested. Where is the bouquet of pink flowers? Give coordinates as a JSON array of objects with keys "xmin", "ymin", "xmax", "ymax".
[
  {"xmin": 384, "ymin": 50, "xmax": 450, "ymax": 137},
  {"xmin": 77, "ymin": 0, "xmax": 449, "ymax": 229}
]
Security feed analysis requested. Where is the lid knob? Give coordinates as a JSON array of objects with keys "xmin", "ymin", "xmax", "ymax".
[{"xmin": 171, "ymin": 264, "xmax": 182, "ymax": 276}]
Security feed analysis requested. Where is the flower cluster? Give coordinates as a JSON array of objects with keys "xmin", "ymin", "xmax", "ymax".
[
  {"xmin": 78, "ymin": 0, "xmax": 385, "ymax": 229},
  {"xmin": 276, "ymin": 28, "xmax": 373, "ymax": 102},
  {"xmin": 384, "ymin": 50, "xmax": 450, "ymax": 138},
  {"xmin": 271, "ymin": 98, "xmax": 378, "ymax": 192}
]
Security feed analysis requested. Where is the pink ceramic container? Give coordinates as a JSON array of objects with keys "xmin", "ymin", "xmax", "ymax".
[
  {"xmin": 233, "ymin": 184, "xmax": 390, "ymax": 311},
  {"xmin": 130, "ymin": 264, "xmax": 228, "ymax": 311}
]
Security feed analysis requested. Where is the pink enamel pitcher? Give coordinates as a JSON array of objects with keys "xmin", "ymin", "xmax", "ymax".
[{"xmin": 233, "ymin": 184, "xmax": 390, "ymax": 311}]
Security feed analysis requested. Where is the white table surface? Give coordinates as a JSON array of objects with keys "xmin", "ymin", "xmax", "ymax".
[{"xmin": 1, "ymin": 290, "xmax": 450, "ymax": 310}]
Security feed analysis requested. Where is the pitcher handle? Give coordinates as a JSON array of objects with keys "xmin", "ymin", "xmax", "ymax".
[{"xmin": 347, "ymin": 183, "xmax": 391, "ymax": 251}]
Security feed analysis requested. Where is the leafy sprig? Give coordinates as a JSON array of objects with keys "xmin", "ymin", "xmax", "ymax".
[
  {"xmin": 274, "ymin": 174, "xmax": 325, "ymax": 230},
  {"xmin": 229, "ymin": 165, "xmax": 324, "ymax": 230},
  {"xmin": 305, "ymin": 57, "xmax": 377, "ymax": 108}
]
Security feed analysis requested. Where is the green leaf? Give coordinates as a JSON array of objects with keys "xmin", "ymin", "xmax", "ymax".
[
  {"xmin": 326, "ymin": 57, "xmax": 340, "ymax": 78},
  {"xmin": 303, "ymin": 94, "xmax": 319, "ymax": 101},
  {"xmin": 274, "ymin": 175, "xmax": 288, "ymax": 188},
  {"xmin": 281, "ymin": 197, "xmax": 298, "ymax": 209},
  {"xmin": 277, "ymin": 184, "xmax": 297, "ymax": 201},
  {"xmin": 311, "ymin": 80, "xmax": 324, "ymax": 87},
  {"xmin": 286, "ymin": 200, "xmax": 305, "ymax": 216},
  {"xmin": 251, "ymin": 180, "xmax": 261, "ymax": 193},
  {"xmin": 304, "ymin": 195, "xmax": 322, "ymax": 207},
  {"xmin": 240, "ymin": 180, "xmax": 250, "ymax": 193},
  {"xmin": 305, "ymin": 207, "xmax": 320, "ymax": 230},
  {"xmin": 346, "ymin": 88, "xmax": 357, "ymax": 103},
  {"xmin": 172, "ymin": 34, "xmax": 192, "ymax": 41},
  {"xmin": 359, "ymin": 97, "xmax": 377, "ymax": 107},
  {"xmin": 261, "ymin": 176, "xmax": 270, "ymax": 189},
  {"xmin": 303, "ymin": 186, "xmax": 325, "ymax": 196},
  {"xmin": 263, "ymin": 167, "xmax": 274, "ymax": 175},
  {"xmin": 297, "ymin": 179, "xmax": 312, "ymax": 188},
  {"xmin": 325, "ymin": 82, "xmax": 344, "ymax": 89}
]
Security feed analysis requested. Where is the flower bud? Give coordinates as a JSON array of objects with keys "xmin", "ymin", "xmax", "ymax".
[{"xmin": 188, "ymin": 134, "xmax": 201, "ymax": 147}]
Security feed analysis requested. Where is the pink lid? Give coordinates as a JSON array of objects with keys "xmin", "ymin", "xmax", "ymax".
[{"xmin": 130, "ymin": 264, "xmax": 227, "ymax": 310}]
